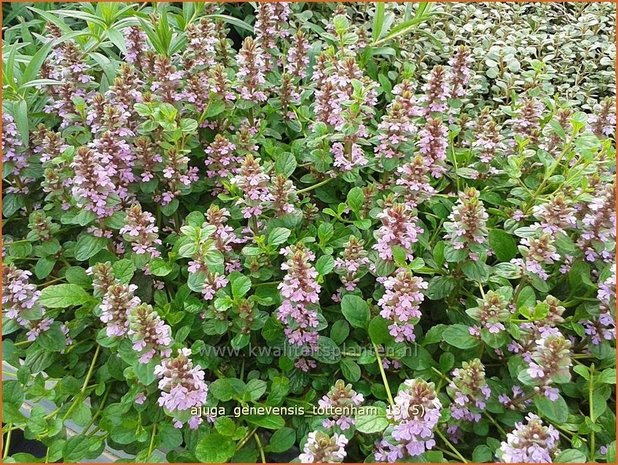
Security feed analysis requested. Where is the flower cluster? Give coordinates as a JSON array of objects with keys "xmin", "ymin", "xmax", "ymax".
[
  {"xmin": 128, "ymin": 304, "xmax": 173, "ymax": 363},
  {"xmin": 231, "ymin": 154, "xmax": 273, "ymax": 218},
  {"xmin": 333, "ymin": 236, "xmax": 369, "ymax": 297},
  {"xmin": 277, "ymin": 245, "xmax": 321, "ymax": 351},
  {"xmin": 318, "ymin": 380, "xmax": 364, "ymax": 430},
  {"xmin": 375, "ymin": 379, "xmax": 442, "ymax": 461},
  {"xmin": 378, "ymin": 269, "xmax": 427, "ymax": 342},
  {"xmin": 526, "ymin": 329, "xmax": 572, "ymax": 400},
  {"xmin": 154, "ymin": 348, "xmax": 209, "ymax": 429},
  {"xmin": 447, "ymin": 359, "xmax": 491, "ymax": 424},
  {"xmin": 298, "ymin": 431, "xmax": 348, "ymax": 463},
  {"xmin": 467, "ymin": 290, "xmax": 511, "ymax": 334},
  {"xmin": 374, "ymin": 203, "xmax": 423, "ymax": 261},
  {"xmin": 444, "ymin": 187, "xmax": 488, "ymax": 259},
  {"xmin": 120, "ymin": 203, "xmax": 162, "ymax": 257},
  {"xmin": 2, "ymin": 2, "xmax": 616, "ymax": 462},
  {"xmin": 99, "ymin": 282, "xmax": 141, "ymax": 337},
  {"xmin": 2, "ymin": 265, "xmax": 52, "ymax": 340},
  {"xmin": 499, "ymin": 413, "xmax": 559, "ymax": 463},
  {"xmin": 515, "ymin": 233, "xmax": 561, "ymax": 280}
]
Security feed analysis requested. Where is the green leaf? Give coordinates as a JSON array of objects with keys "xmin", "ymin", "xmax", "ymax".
[
  {"xmin": 315, "ymin": 255, "xmax": 334, "ymax": 276},
  {"xmin": 39, "ymin": 284, "xmax": 91, "ymax": 308},
  {"xmin": 347, "ymin": 187, "xmax": 365, "ymax": 213},
  {"xmin": 195, "ymin": 432, "xmax": 236, "ymax": 463},
  {"xmin": 313, "ymin": 336, "xmax": 342, "ymax": 364},
  {"xmin": 534, "ymin": 394, "xmax": 568, "ymax": 423},
  {"xmin": 268, "ymin": 227, "xmax": 291, "ymax": 246},
  {"xmin": 37, "ymin": 323, "xmax": 67, "ymax": 352},
  {"xmin": 209, "ymin": 378, "xmax": 246, "ymax": 402},
  {"xmin": 232, "ymin": 274, "xmax": 252, "ymax": 299},
  {"xmin": 442, "ymin": 324, "xmax": 480, "ymax": 350},
  {"xmin": 266, "ymin": 427, "xmax": 295, "ymax": 453},
  {"xmin": 206, "ymin": 14, "xmax": 253, "ymax": 33},
  {"xmin": 368, "ymin": 316, "xmax": 392, "ymax": 344},
  {"xmin": 243, "ymin": 379, "xmax": 267, "ymax": 401},
  {"xmin": 355, "ymin": 406, "xmax": 388, "ymax": 433},
  {"xmin": 149, "ymin": 258, "xmax": 173, "ymax": 277},
  {"xmin": 516, "ymin": 286, "xmax": 536, "ymax": 311},
  {"xmin": 341, "ymin": 357, "xmax": 361, "ymax": 382},
  {"xmin": 554, "ymin": 449, "xmax": 587, "ymax": 463},
  {"xmin": 372, "ymin": 2, "xmax": 434, "ymax": 46},
  {"xmin": 341, "ymin": 295, "xmax": 370, "ymax": 329},
  {"xmin": 427, "ymin": 276, "xmax": 456, "ymax": 300},
  {"xmin": 112, "ymin": 259, "xmax": 135, "ymax": 283},
  {"xmin": 372, "ymin": 2, "xmax": 386, "ymax": 42},
  {"xmin": 245, "ymin": 414, "xmax": 285, "ymax": 429},
  {"xmin": 488, "ymin": 229, "xmax": 518, "ymax": 261},
  {"xmin": 597, "ymin": 368, "xmax": 616, "ymax": 384},
  {"xmin": 275, "ymin": 152, "xmax": 297, "ymax": 178},
  {"xmin": 330, "ymin": 320, "xmax": 350, "ymax": 345},
  {"xmin": 74, "ymin": 234, "xmax": 108, "ymax": 261}
]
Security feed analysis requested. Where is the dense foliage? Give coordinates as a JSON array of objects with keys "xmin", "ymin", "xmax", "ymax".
[{"xmin": 2, "ymin": 2, "xmax": 616, "ymax": 463}]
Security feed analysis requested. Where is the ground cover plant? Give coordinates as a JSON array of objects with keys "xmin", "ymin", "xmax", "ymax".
[{"xmin": 1, "ymin": 1, "xmax": 616, "ymax": 463}]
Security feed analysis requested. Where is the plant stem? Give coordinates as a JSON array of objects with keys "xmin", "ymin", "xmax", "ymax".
[
  {"xmin": 3, "ymin": 423, "xmax": 12, "ymax": 459},
  {"xmin": 435, "ymin": 428, "xmax": 468, "ymax": 463},
  {"xmin": 372, "ymin": 342, "xmax": 394, "ymax": 406},
  {"xmin": 589, "ymin": 365, "xmax": 595, "ymax": 460},
  {"xmin": 81, "ymin": 345, "xmax": 101, "ymax": 394},
  {"xmin": 254, "ymin": 431, "xmax": 266, "ymax": 464},
  {"xmin": 147, "ymin": 424, "xmax": 157, "ymax": 457},
  {"xmin": 236, "ymin": 427, "xmax": 258, "ymax": 451},
  {"xmin": 63, "ymin": 345, "xmax": 101, "ymax": 421},
  {"xmin": 297, "ymin": 178, "xmax": 332, "ymax": 195}
]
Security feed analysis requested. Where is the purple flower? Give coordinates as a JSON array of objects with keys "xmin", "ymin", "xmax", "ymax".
[
  {"xmin": 469, "ymin": 109, "xmax": 505, "ymax": 163},
  {"xmin": 155, "ymin": 348, "xmax": 208, "ymax": 429},
  {"xmin": 396, "ymin": 155, "xmax": 435, "ymax": 207},
  {"xmin": 375, "ymin": 80, "xmax": 419, "ymax": 159},
  {"xmin": 318, "ymin": 380, "xmax": 364, "ymax": 430},
  {"xmin": 526, "ymin": 330, "xmax": 572, "ymax": 387},
  {"xmin": 71, "ymin": 147, "xmax": 116, "ymax": 218},
  {"xmin": 2, "ymin": 265, "xmax": 42, "ymax": 326},
  {"xmin": 270, "ymin": 174, "xmax": 297, "ymax": 215},
  {"xmin": 376, "ymin": 379, "xmax": 442, "ymax": 461},
  {"xmin": 120, "ymin": 203, "xmax": 162, "ymax": 257},
  {"xmin": 422, "ymin": 65, "xmax": 450, "ymax": 114},
  {"xmin": 467, "ymin": 291, "xmax": 510, "ymax": 335},
  {"xmin": 128, "ymin": 304, "xmax": 173, "ymax": 363},
  {"xmin": 374, "ymin": 203, "xmax": 423, "ymax": 261},
  {"xmin": 499, "ymin": 413, "xmax": 559, "ymax": 463},
  {"xmin": 449, "ymin": 46, "xmax": 474, "ymax": 98},
  {"xmin": 577, "ymin": 184, "xmax": 615, "ymax": 262},
  {"xmin": 277, "ymin": 245, "xmax": 321, "ymax": 350},
  {"xmin": 510, "ymin": 99, "xmax": 544, "ymax": 143},
  {"xmin": 286, "ymin": 30, "xmax": 310, "ymax": 79},
  {"xmin": 204, "ymin": 134, "xmax": 240, "ymax": 182},
  {"xmin": 588, "ymin": 98, "xmax": 616, "ymax": 137},
  {"xmin": 517, "ymin": 233, "xmax": 561, "ymax": 280},
  {"xmin": 299, "ymin": 431, "xmax": 348, "ymax": 463},
  {"xmin": 532, "ymin": 194, "xmax": 577, "ymax": 235},
  {"xmin": 100, "ymin": 283, "xmax": 141, "ymax": 337},
  {"xmin": 378, "ymin": 269, "xmax": 427, "ymax": 343},
  {"xmin": 332, "ymin": 140, "xmax": 368, "ymax": 171},
  {"xmin": 231, "ymin": 154, "xmax": 273, "ymax": 218},
  {"xmin": 334, "ymin": 236, "xmax": 370, "ymax": 294},
  {"xmin": 447, "ymin": 359, "xmax": 491, "ymax": 424},
  {"xmin": 418, "ymin": 118, "xmax": 448, "ymax": 177},
  {"xmin": 444, "ymin": 187, "xmax": 488, "ymax": 255},
  {"xmin": 236, "ymin": 37, "xmax": 268, "ymax": 103},
  {"xmin": 124, "ymin": 26, "xmax": 149, "ymax": 67}
]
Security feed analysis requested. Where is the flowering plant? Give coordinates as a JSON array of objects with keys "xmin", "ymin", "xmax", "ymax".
[{"xmin": 2, "ymin": 2, "xmax": 616, "ymax": 463}]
